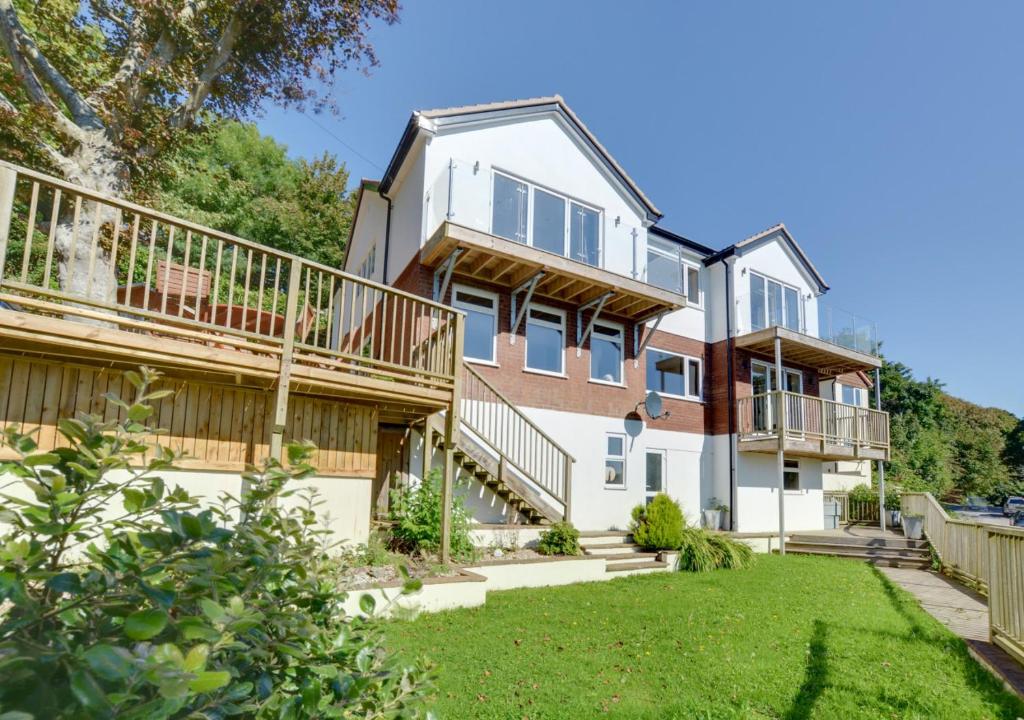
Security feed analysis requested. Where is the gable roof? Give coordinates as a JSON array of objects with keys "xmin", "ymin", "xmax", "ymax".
[
  {"xmin": 703, "ymin": 223, "xmax": 829, "ymax": 293},
  {"xmin": 378, "ymin": 95, "xmax": 662, "ymax": 221}
]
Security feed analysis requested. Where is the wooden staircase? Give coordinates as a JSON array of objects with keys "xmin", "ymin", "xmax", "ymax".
[
  {"xmin": 784, "ymin": 532, "xmax": 932, "ymax": 569},
  {"xmin": 429, "ymin": 423, "xmax": 562, "ymax": 524}
]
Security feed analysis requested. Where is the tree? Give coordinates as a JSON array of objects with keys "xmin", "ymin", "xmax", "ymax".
[
  {"xmin": 153, "ymin": 120, "xmax": 353, "ymax": 268},
  {"xmin": 0, "ymin": 0, "xmax": 397, "ymax": 299}
]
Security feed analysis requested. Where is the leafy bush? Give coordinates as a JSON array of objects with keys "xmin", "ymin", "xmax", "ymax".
[
  {"xmin": 0, "ymin": 367, "xmax": 432, "ymax": 719},
  {"xmin": 884, "ymin": 490, "xmax": 902, "ymax": 511},
  {"xmin": 849, "ymin": 483, "xmax": 876, "ymax": 503},
  {"xmin": 630, "ymin": 494, "xmax": 684, "ymax": 550},
  {"xmin": 536, "ymin": 522, "xmax": 581, "ymax": 556},
  {"xmin": 389, "ymin": 468, "xmax": 475, "ymax": 561}
]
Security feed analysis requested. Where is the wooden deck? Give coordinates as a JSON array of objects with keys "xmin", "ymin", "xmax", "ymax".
[{"xmin": 879, "ymin": 566, "xmax": 1024, "ymax": 698}]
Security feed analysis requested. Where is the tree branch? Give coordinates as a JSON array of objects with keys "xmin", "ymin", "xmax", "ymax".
[
  {"xmin": 126, "ymin": 0, "xmax": 208, "ymax": 112},
  {"xmin": 0, "ymin": 88, "xmax": 16, "ymax": 114},
  {"xmin": 0, "ymin": 0, "xmax": 102, "ymax": 130},
  {"xmin": 170, "ymin": 13, "xmax": 244, "ymax": 129}
]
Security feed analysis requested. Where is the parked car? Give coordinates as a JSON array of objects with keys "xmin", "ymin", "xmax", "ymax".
[
  {"xmin": 966, "ymin": 496, "xmax": 989, "ymax": 511},
  {"xmin": 1003, "ymin": 496, "xmax": 1024, "ymax": 517},
  {"xmin": 1012, "ymin": 511, "xmax": 1024, "ymax": 528}
]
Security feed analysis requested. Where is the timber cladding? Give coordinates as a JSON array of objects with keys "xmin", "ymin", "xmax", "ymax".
[{"xmin": 0, "ymin": 355, "xmax": 377, "ymax": 477}]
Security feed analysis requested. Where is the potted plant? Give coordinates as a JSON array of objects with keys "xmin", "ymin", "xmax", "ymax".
[
  {"xmin": 703, "ymin": 498, "xmax": 722, "ymax": 531},
  {"xmin": 715, "ymin": 501, "xmax": 730, "ymax": 531},
  {"xmin": 903, "ymin": 513, "xmax": 925, "ymax": 540},
  {"xmin": 884, "ymin": 492, "xmax": 902, "ymax": 527}
]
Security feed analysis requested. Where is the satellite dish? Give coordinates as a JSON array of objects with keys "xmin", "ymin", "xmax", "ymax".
[{"xmin": 644, "ymin": 391, "xmax": 664, "ymax": 420}]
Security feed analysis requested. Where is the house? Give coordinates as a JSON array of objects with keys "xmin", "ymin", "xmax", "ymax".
[{"xmin": 344, "ymin": 96, "xmax": 888, "ymax": 536}]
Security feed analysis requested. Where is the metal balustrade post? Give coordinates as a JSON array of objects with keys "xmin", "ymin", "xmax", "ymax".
[{"xmin": 774, "ymin": 335, "xmax": 786, "ymax": 555}]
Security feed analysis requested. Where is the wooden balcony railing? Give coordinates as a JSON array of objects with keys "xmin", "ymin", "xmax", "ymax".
[
  {"xmin": 902, "ymin": 492, "xmax": 1024, "ymax": 667},
  {"xmin": 737, "ymin": 390, "xmax": 889, "ymax": 458},
  {"xmin": 0, "ymin": 161, "xmax": 461, "ymax": 405},
  {"xmin": 460, "ymin": 364, "xmax": 575, "ymax": 514}
]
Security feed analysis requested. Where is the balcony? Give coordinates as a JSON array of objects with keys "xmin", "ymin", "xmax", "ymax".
[
  {"xmin": 737, "ymin": 391, "xmax": 890, "ymax": 461},
  {"xmin": 734, "ymin": 294, "xmax": 881, "ymax": 376},
  {"xmin": 420, "ymin": 158, "xmax": 684, "ymax": 324},
  {"xmin": 0, "ymin": 161, "xmax": 462, "ymax": 424}
]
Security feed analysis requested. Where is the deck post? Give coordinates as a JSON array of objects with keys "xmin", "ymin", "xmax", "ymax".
[
  {"xmin": 775, "ymin": 334, "xmax": 786, "ymax": 555},
  {"xmin": 562, "ymin": 454, "xmax": 573, "ymax": 523},
  {"xmin": 440, "ymin": 313, "xmax": 465, "ymax": 564},
  {"xmin": 875, "ymin": 367, "xmax": 886, "ymax": 531},
  {"xmin": 0, "ymin": 166, "xmax": 17, "ymax": 288},
  {"xmin": 270, "ymin": 260, "xmax": 303, "ymax": 462}
]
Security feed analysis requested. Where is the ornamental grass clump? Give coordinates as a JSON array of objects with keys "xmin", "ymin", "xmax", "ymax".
[
  {"xmin": 630, "ymin": 494, "xmax": 684, "ymax": 550},
  {"xmin": 0, "ymin": 367, "xmax": 433, "ymax": 720}
]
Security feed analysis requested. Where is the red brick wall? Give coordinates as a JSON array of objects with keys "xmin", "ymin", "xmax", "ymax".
[{"xmin": 392, "ymin": 257, "xmax": 708, "ymax": 434}]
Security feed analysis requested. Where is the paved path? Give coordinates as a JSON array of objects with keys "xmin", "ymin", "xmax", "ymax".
[{"xmin": 879, "ymin": 565, "xmax": 1024, "ymax": 697}]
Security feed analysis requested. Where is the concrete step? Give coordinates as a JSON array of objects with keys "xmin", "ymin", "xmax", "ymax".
[
  {"xmin": 789, "ymin": 534, "xmax": 928, "ymax": 550},
  {"xmin": 588, "ymin": 552, "xmax": 660, "ymax": 565},
  {"xmin": 605, "ymin": 560, "xmax": 669, "ymax": 574},
  {"xmin": 786, "ymin": 542, "xmax": 930, "ymax": 559},
  {"xmin": 784, "ymin": 546, "xmax": 932, "ymax": 569},
  {"xmin": 582, "ymin": 543, "xmax": 646, "ymax": 555},
  {"xmin": 577, "ymin": 531, "xmax": 633, "ymax": 545}
]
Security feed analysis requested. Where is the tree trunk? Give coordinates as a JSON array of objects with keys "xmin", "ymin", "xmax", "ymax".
[{"xmin": 54, "ymin": 132, "xmax": 129, "ymax": 318}]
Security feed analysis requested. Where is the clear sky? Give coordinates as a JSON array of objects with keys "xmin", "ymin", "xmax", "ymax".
[{"xmin": 257, "ymin": 1, "xmax": 1024, "ymax": 416}]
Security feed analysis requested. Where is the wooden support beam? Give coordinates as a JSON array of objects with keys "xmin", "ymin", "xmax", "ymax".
[
  {"xmin": 633, "ymin": 312, "xmax": 666, "ymax": 368},
  {"xmin": 271, "ymin": 260, "xmax": 303, "ymax": 461},
  {"xmin": 509, "ymin": 271, "xmax": 544, "ymax": 345},
  {"xmin": 440, "ymin": 313, "xmax": 465, "ymax": 564},
  {"xmin": 576, "ymin": 291, "xmax": 613, "ymax": 358},
  {"xmin": 0, "ymin": 166, "xmax": 16, "ymax": 288},
  {"xmin": 432, "ymin": 248, "xmax": 464, "ymax": 302}
]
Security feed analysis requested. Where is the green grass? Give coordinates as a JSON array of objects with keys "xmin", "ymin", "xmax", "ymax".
[{"xmin": 387, "ymin": 556, "xmax": 1024, "ymax": 719}]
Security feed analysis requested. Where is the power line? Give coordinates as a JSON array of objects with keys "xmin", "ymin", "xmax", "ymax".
[{"xmin": 299, "ymin": 110, "xmax": 386, "ymax": 173}]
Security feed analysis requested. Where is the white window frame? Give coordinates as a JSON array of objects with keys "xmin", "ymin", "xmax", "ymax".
[
  {"xmin": 589, "ymin": 319, "xmax": 624, "ymax": 386},
  {"xmin": 837, "ymin": 383, "xmax": 865, "ymax": 407},
  {"xmin": 646, "ymin": 347, "xmax": 703, "ymax": 402},
  {"xmin": 750, "ymin": 360, "xmax": 804, "ymax": 395},
  {"xmin": 452, "ymin": 284, "xmax": 499, "ymax": 366},
  {"xmin": 523, "ymin": 303, "xmax": 565, "ymax": 376},
  {"xmin": 750, "ymin": 271, "xmax": 802, "ymax": 332},
  {"xmin": 645, "ymin": 236, "xmax": 703, "ymax": 308},
  {"xmin": 604, "ymin": 433, "xmax": 627, "ymax": 489},
  {"xmin": 784, "ymin": 459, "xmax": 801, "ymax": 492},
  {"xmin": 490, "ymin": 169, "xmax": 603, "ymax": 267},
  {"xmin": 645, "ymin": 448, "xmax": 667, "ymax": 503}
]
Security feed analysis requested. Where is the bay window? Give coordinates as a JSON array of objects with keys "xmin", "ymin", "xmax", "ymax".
[{"xmin": 491, "ymin": 171, "xmax": 602, "ymax": 267}]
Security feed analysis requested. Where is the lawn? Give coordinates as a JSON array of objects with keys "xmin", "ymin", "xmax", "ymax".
[{"xmin": 387, "ymin": 556, "xmax": 1024, "ymax": 719}]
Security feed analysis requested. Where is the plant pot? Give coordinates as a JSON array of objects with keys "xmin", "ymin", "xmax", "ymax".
[
  {"xmin": 889, "ymin": 510, "xmax": 901, "ymax": 527},
  {"xmin": 703, "ymin": 509, "xmax": 721, "ymax": 530},
  {"xmin": 903, "ymin": 515, "xmax": 924, "ymax": 540}
]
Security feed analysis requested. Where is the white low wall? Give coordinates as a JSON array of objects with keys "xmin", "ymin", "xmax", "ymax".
[
  {"xmin": 469, "ymin": 525, "xmax": 545, "ymax": 549},
  {"xmin": 465, "ymin": 557, "xmax": 607, "ymax": 590},
  {"xmin": 342, "ymin": 573, "xmax": 488, "ymax": 618}
]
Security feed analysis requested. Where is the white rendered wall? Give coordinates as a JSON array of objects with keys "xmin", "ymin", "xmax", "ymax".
[
  {"xmin": 346, "ymin": 190, "xmax": 387, "ymax": 276},
  {"xmin": 733, "ymin": 454, "xmax": 825, "ymax": 533}
]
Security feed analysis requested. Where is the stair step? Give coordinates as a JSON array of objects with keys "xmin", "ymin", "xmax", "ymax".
[
  {"xmin": 605, "ymin": 560, "xmax": 669, "ymax": 573},
  {"xmin": 587, "ymin": 552, "xmax": 660, "ymax": 562},
  {"xmin": 786, "ymin": 542, "xmax": 930, "ymax": 559},
  {"xmin": 789, "ymin": 534, "xmax": 928, "ymax": 550},
  {"xmin": 583, "ymin": 545, "xmax": 646, "ymax": 556},
  {"xmin": 784, "ymin": 546, "xmax": 931, "ymax": 568},
  {"xmin": 578, "ymin": 530, "xmax": 632, "ymax": 539}
]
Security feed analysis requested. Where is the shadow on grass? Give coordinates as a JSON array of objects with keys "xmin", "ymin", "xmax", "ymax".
[{"xmin": 783, "ymin": 618, "xmax": 828, "ymax": 720}]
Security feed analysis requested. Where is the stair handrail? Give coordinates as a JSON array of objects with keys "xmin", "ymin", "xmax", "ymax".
[{"xmin": 460, "ymin": 363, "xmax": 575, "ymax": 507}]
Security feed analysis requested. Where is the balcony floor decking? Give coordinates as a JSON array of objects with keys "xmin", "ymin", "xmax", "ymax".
[{"xmin": 738, "ymin": 435, "xmax": 888, "ymax": 461}]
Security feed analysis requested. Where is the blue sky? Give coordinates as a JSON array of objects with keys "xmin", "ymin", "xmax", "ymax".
[{"xmin": 257, "ymin": 1, "xmax": 1024, "ymax": 416}]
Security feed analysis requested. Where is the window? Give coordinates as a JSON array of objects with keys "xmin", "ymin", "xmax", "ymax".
[
  {"xmin": 645, "ymin": 449, "xmax": 666, "ymax": 503},
  {"xmin": 525, "ymin": 305, "xmax": 564, "ymax": 374},
  {"xmin": 590, "ymin": 321, "xmax": 623, "ymax": 384},
  {"xmin": 492, "ymin": 174, "xmax": 528, "ymax": 243},
  {"xmin": 605, "ymin": 434, "xmax": 626, "ymax": 487},
  {"xmin": 646, "ymin": 234, "xmax": 701, "ymax": 306},
  {"xmin": 646, "ymin": 349, "xmax": 702, "ymax": 400},
  {"xmin": 355, "ymin": 245, "xmax": 376, "ymax": 297},
  {"xmin": 840, "ymin": 384, "xmax": 864, "ymax": 407},
  {"xmin": 750, "ymin": 272, "xmax": 800, "ymax": 332},
  {"xmin": 453, "ymin": 286, "xmax": 497, "ymax": 364},
  {"xmin": 784, "ymin": 459, "xmax": 800, "ymax": 491},
  {"xmin": 491, "ymin": 171, "xmax": 602, "ymax": 267}
]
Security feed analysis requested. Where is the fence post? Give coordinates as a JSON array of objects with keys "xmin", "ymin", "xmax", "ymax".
[
  {"xmin": 0, "ymin": 166, "xmax": 17, "ymax": 288},
  {"xmin": 270, "ymin": 260, "xmax": 303, "ymax": 462},
  {"xmin": 563, "ymin": 454, "xmax": 573, "ymax": 523},
  {"xmin": 440, "ymin": 312, "xmax": 465, "ymax": 564}
]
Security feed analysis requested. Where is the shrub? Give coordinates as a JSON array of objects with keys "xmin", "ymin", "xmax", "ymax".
[
  {"xmin": 630, "ymin": 494, "xmax": 684, "ymax": 550},
  {"xmin": 849, "ymin": 483, "xmax": 876, "ymax": 503},
  {"xmin": 705, "ymin": 533, "xmax": 755, "ymax": 569},
  {"xmin": 677, "ymin": 527, "xmax": 718, "ymax": 572},
  {"xmin": 884, "ymin": 491, "xmax": 902, "ymax": 511},
  {"xmin": 537, "ymin": 521, "xmax": 581, "ymax": 556},
  {"xmin": 388, "ymin": 468, "xmax": 475, "ymax": 561},
  {"xmin": 0, "ymin": 367, "xmax": 432, "ymax": 719}
]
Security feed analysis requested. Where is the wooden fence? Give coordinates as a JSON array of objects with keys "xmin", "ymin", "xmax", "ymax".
[{"xmin": 902, "ymin": 492, "xmax": 1024, "ymax": 666}]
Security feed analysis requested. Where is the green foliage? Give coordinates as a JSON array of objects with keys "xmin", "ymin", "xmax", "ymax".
[
  {"xmin": 536, "ymin": 522, "xmax": 580, "ymax": 556},
  {"xmin": 705, "ymin": 533, "xmax": 755, "ymax": 570},
  {"xmin": 884, "ymin": 490, "xmax": 902, "ymax": 511},
  {"xmin": 153, "ymin": 121, "xmax": 354, "ymax": 268},
  {"xmin": 0, "ymin": 367, "xmax": 432, "ymax": 719},
  {"xmin": 848, "ymin": 483, "xmax": 876, "ymax": 503},
  {"xmin": 676, "ymin": 527, "xmax": 755, "ymax": 573},
  {"xmin": 630, "ymin": 494, "xmax": 684, "ymax": 551},
  {"xmin": 388, "ymin": 470, "xmax": 475, "ymax": 561}
]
